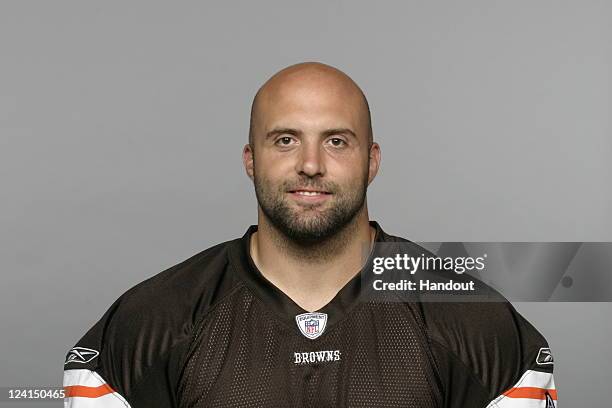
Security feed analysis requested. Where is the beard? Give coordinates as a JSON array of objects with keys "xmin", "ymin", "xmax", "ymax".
[{"xmin": 253, "ymin": 166, "xmax": 368, "ymax": 244}]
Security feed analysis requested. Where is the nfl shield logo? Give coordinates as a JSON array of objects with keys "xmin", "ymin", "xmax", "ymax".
[
  {"xmin": 305, "ymin": 319, "xmax": 319, "ymax": 334},
  {"xmin": 295, "ymin": 312, "xmax": 328, "ymax": 339}
]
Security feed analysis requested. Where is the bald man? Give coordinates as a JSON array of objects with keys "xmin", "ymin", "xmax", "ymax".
[
  {"xmin": 63, "ymin": 62, "xmax": 557, "ymax": 408},
  {"xmin": 244, "ymin": 62, "xmax": 379, "ymax": 312}
]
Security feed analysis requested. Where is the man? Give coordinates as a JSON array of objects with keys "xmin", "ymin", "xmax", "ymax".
[{"xmin": 63, "ymin": 62, "xmax": 557, "ymax": 407}]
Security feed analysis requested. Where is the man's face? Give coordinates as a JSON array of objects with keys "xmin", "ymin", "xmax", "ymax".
[{"xmin": 245, "ymin": 72, "xmax": 379, "ymax": 243}]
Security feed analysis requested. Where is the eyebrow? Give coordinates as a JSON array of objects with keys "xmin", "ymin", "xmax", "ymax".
[
  {"xmin": 265, "ymin": 127, "xmax": 300, "ymax": 140},
  {"xmin": 265, "ymin": 127, "xmax": 357, "ymax": 140},
  {"xmin": 322, "ymin": 128, "xmax": 357, "ymax": 139}
]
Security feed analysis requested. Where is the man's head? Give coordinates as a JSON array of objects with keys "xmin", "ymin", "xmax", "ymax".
[{"xmin": 243, "ymin": 62, "xmax": 380, "ymax": 243}]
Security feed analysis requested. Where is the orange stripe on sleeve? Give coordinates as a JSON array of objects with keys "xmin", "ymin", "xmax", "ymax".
[
  {"xmin": 64, "ymin": 384, "xmax": 116, "ymax": 398},
  {"xmin": 503, "ymin": 387, "xmax": 558, "ymax": 400}
]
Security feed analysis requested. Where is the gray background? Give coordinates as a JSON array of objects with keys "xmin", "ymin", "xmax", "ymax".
[{"xmin": 1, "ymin": 1, "xmax": 610, "ymax": 406}]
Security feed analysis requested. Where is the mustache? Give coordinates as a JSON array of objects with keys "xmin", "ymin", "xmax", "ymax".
[{"xmin": 282, "ymin": 179, "xmax": 337, "ymax": 193}]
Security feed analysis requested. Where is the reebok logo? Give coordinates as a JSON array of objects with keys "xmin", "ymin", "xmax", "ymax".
[
  {"xmin": 536, "ymin": 347, "xmax": 554, "ymax": 365},
  {"xmin": 65, "ymin": 347, "xmax": 99, "ymax": 365}
]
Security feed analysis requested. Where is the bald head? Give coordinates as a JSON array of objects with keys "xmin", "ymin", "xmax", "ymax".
[{"xmin": 249, "ymin": 62, "xmax": 373, "ymax": 147}]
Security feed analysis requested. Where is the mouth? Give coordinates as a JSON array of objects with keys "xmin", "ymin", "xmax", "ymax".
[
  {"xmin": 288, "ymin": 189, "xmax": 331, "ymax": 196},
  {"xmin": 287, "ymin": 189, "xmax": 332, "ymax": 203}
]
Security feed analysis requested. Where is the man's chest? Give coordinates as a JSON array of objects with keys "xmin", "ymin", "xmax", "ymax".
[{"xmin": 176, "ymin": 291, "xmax": 441, "ymax": 408}]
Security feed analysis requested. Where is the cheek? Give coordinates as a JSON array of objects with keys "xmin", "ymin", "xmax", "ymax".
[
  {"xmin": 329, "ymin": 156, "xmax": 369, "ymax": 183},
  {"xmin": 256, "ymin": 149, "xmax": 294, "ymax": 170},
  {"xmin": 254, "ymin": 163, "xmax": 286, "ymax": 190},
  {"xmin": 255, "ymin": 154, "xmax": 296, "ymax": 180}
]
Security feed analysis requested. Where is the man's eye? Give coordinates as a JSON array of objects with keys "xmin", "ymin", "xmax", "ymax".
[
  {"xmin": 327, "ymin": 137, "xmax": 346, "ymax": 147},
  {"xmin": 275, "ymin": 136, "xmax": 295, "ymax": 146}
]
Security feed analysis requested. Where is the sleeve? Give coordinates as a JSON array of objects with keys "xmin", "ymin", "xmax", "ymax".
[
  {"xmin": 481, "ymin": 304, "xmax": 557, "ymax": 408},
  {"xmin": 63, "ymin": 296, "xmax": 133, "ymax": 407},
  {"xmin": 425, "ymin": 301, "xmax": 558, "ymax": 408},
  {"xmin": 62, "ymin": 287, "xmax": 188, "ymax": 408}
]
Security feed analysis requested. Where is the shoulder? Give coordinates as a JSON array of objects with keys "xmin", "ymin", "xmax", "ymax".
[
  {"xmin": 111, "ymin": 238, "xmax": 240, "ymax": 331},
  {"xmin": 64, "ymin": 237, "xmax": 244, "ymax": 402},
  {"xmin": 422, "ymin": 299, "xmax": 550, "ymax": 369},
  {"xmin": 379, "ymin": 228, "xmax": 555, "ymax": 405},
  {"xmin": 379, "ymin": 229, "xmax": 550, "ymax": 367}
]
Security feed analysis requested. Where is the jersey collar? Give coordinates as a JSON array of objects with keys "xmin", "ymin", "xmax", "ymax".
[{"xmin": 228, "ymin": 221, "xmax": 393, "ymax": 333}]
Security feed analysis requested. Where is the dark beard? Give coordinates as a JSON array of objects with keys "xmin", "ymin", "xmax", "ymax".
[{"xmin": 253, "ymin": 171, "xmax": 368, "ymax": 244}]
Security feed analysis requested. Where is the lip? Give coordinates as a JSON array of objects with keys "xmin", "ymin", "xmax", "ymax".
[{"xmin": 287, "ymin": 190, "xmax": 332, "ymax": 204}]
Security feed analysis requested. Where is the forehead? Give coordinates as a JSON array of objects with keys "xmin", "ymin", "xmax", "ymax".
[{"xmin": 255, "ymin": 72, "xmax": 368, "ymax": 132}]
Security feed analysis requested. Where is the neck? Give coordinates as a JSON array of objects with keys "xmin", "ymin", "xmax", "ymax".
[{"xmin": 250, "ymin": 208, "xmax": 375, "ymax": 312}]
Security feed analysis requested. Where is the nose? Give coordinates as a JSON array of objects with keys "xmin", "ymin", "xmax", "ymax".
[{"xmin": 295, "ymin": 139, "xmax": 325, "ymax": 177}]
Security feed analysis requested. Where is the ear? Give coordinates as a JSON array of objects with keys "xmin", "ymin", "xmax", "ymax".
[
  {"xmin": 243, "ymin": 143, "xmax": 254, "ymax": 180},
  {"xmin": 367, "ymin": 142, "xmax": 381, "ymax": 185}
]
